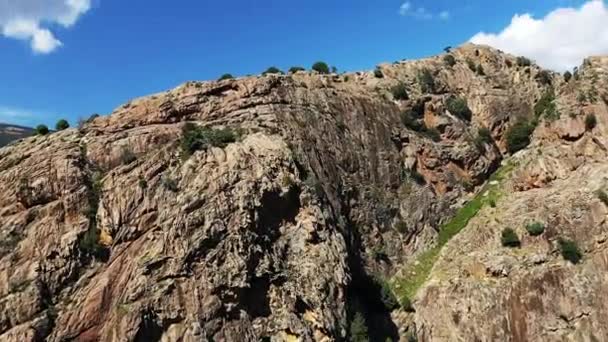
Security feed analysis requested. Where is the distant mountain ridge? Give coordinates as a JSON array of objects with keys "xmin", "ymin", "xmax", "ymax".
[{"xmin": 0, "ymin": 123, "xmax": 34, "ymax": 147}]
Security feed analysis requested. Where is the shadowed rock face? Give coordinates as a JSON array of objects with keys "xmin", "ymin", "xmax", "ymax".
[{"xmin": 2, "ymin": 44, "xmax": 605, "ymax": 341}]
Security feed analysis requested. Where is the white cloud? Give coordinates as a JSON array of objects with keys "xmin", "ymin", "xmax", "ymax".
[
  {"xmin": 0, "ymin": 106, "xmax": 40, "ymax": 126},
  {"xmin": 399, "ymin": 1, "xmax": 436, "ymax": 20},
  {"xmin": 0, "ymin": 0, "xmax": 92, "ymax": 54},
  {"xmin": 439, "ymin": 11, "xmax": 450, "ymax": 20},
  {"xmin": 470, "ymin": 0, "xmax": 608, "ymax": 71}
]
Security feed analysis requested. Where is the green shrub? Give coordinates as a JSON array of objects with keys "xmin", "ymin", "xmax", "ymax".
[
  {"xmin": 558, "ymin": 238, "xmax": 582, "ymax": 264},
  {"xmin": 263, "ymin": 66, "xmax": 283, "ymax": 75},
  {"xmin": 536, "ymin": 70, "xmax": 552, "ymax": 85},
  {"xmin": 489, "ymin": 198, "xmax": 496, "ymax": 208},
  {"xmin": 376, "ymin": 277, "xmax": 399, "ymax": 311},
  {"xmin": 585, "ymin": 113, "xmax": 597, "ymax": 131},
  {"xmin": 181, "ymin": 123, "xmax": 237, "ymax": 157},
  {"xmin": 399, "ymin": 294, "xmax": 414, "ymax": 312},
  {"xmin": 162, "ymin": 177, "xmax": 178, "ymax": 192},
  {"xmin": 35, "ymin": 124, "xmax": 49, "ymax": 135},
  {"xmin": 312, "ymin": 61, "xmax": 330, "ymax": 74},
  {"xmin": 138, "ymin": 176, "xmax": 147, "ymax": 190},
  {"xmin": 120, "ymin": 147, "xmax": 137, "ymax": 164},
  {"xmin": 417, "ymin": 68, "xmax": 435, "ymax": 93},
  {"xmin": 596, "ymin": 189, "xmax": 608, "ymax": 206},
  {"xmin": 526, "ymin": 222, "xmax": 545, "ymax": 236},
  {"xmin": 55, "ymin": 119, "xmax": 69, "ymax": 131},
  {"xmin": 477, "ymin": 127, "xmax": 492, "ymax": 144},
  {"xmin": 218, "ymin": 73, "xmax": 234, "ymax": 81},
  {"xmin": 424, "ymin": 127, "xmax": 441, "ymax": 142},
  {"xmin": 350, "ymin": 312, "xmax": 369, "ymax": 342},
  {"xmin": 446, "ymin": 96, "xmax": 472, "ymax": 121},
  {"xmin": 391, "ymin": 83, "xmax": 409, "ymax": 100},
  {"xmin": 374, "ymin": 67, "xmax": 384, "ymax": 78},
  {"xmin": 395, "ymin": 220, "xmax": 408, "ymax": 234},
  {"xmin": 443, "ymin": 54, "xmax": 456, "ymax": 67},
  {"xmin": 401, "ymin": 111, "xmax": 423, "ymax": 131},
  {"xmin": 288, "ymin": 66, "xmax": 305, "ymax": 73},
  {"xmin": 476, "ymin": 64, "xmax": 485, "ymax": 76},
  {"xmin": 534, "ymin": 89, "xmax": 556, "ymax": 118},
  {"xmin": 563, "ymin": 71, "xmax": 572, "ymax": 82},
  {"xmin": 331, "ymin": 66, "xmax": 338, "ymax": 73},
  {"xmin": 79, "ymin": 228, "xmax": 104, "ymax": 257},
  {"xmin": 501, "ymin": 228, "xmax": 521, "ymax": 247},
  {"xmin": 506, "ymin": 120, "xmax": 534, "ymax": 154},
  {"xmin": 466, "ymin": 58, "xmax": 476, "ymax": 72},
  {"xmin": 516, "ymin": 56, "xmax": 532, "ymax": 67}
]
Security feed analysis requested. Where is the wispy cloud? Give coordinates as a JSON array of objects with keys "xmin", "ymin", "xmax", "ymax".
[
  {"xmin": 399, "ymin": 2, "xmax": 449, "ymax": 20},
  {"xmin": 0, "ymin": 106, "xmax": 45, "ymax": 127},
  {"xmin": 0, "ymin": 0, "xmax": 93, "ymax": 54},
  {"xmin": 470, "ymin": 0, "xmax": 608, "ymax": 71}
]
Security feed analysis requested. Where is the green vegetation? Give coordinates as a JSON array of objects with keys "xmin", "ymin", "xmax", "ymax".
[
  {"xmin": 288, "ymin": 66, "xmax": 305, "ymax": 73},
  {"xmin": 55, "ymin": 119, "xmax": 70, "ymax": 131},
  {"xmin": 180, "ymin": 122, "xmax": 237, "ymax": 158},
  {"xmin": 162, "ymin": 177, "xmax": 179, "ymax": 192},
  {"xmin": 79, "ymin": 171, "xmax": 105, "ymax": 259},
  {"xmin": 392, "ymin": 162, "xmax": 516, "ymax": 305},
  {"xmin": 312, "ymin": 61, "xmax": 330, "ymax": 74},
  {"xmin": 331, "ymin": 66, "xmax": 338, "ymax": 73},
  {"xmin": 443, "ymin": 54, "xmax": 456, "ymax": 67},
  {"xmin": 120, "ymin": 147, "xmax": 136, "ymax": 165},
  {"xmin": 446, "ymin": 96, "xmax": 472, "ymax": 121},
  {"xmin": 534, "ymin": 89, "xmax": 557, "ymax": 119},
  {"xmin": 596, "ymin": 189, "xmax": 608, "ymax": 206},
  {"xmin": 476, "ymin": 127, "xmax": 493, "ymax": 145},
  {"xmin": 558, "ymin": 238, "xmax": 582, "ymax": 264},
  {"xmin": 35, "ymin": 124, "xmax": 49, "ymax": 135},
  {"xmin": 526, "ymin": 222, "xmax": 545, "ymax": 236},
  {"xmin": 138, "ymin": 176, "xmax": 147, "ymax": 190},
  {"xmin": 349, "ymin": 312, "xmax": 369, "ymax": 342},
  {"xmin": 263, "ymin": 66, "xmax": 283, "ymax": 75},
  {"xmin": 476, "ymin": 64, "xmax": 485, "ymax": 76},
  {"xmin": 501, "ymin": 228, "xmax": 520, "ymax": 247},
  {"xmin": 218, "ymin": 73, "xmax": 234, "ymax": 81},
  {"xmin": 376, "ymin": 277, "xmax": 399, "ymax": 311},
  {"xmin": 391, "ymin": 83, "xmax": 409, "ymax": 100},
  {"xmin": 395, "ymin": 219, "xmax": 408, "ymax": 234},
  {"xmin": 401, "ymin": 111, "xmax": 441, "ymax": 142},
  {"xmin": 536, "ymin": 70, "xmax": 552, "ymax": 85},
  {"xmin": 516, "ymin": 56, "xmax": 532, "ymax": 67},
  {"xmin": 506, "ymin": 120, "xmax": 534, "ymax": 154},
  {"xmin": 417, "ymin": 68, "xmax": 435, "ymax": 93},
  {"xmin": 585, "ymin": 113, "xmax": 597, "ymax": 131},
  {"xmin": 374, "ymin": 67, "xmax": 384, "ymax": 78},
  {"xmin": 563, "ymin": 71, "xmax": 572, "ymax": 82}
]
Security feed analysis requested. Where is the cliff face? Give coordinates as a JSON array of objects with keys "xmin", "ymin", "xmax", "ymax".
[{"xmin": 0, "ymin": 44, "xmax": 604, "ymax": 341}]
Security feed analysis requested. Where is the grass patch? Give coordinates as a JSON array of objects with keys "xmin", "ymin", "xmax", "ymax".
[{"xmin": 392, "ymin": 161, "xmax": 516, "ymax": 305}]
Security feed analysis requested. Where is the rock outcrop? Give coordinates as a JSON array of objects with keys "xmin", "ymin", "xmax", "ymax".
[{"xmin": 1, "ymin": 44, "xmax": 606, "ymax": 341}]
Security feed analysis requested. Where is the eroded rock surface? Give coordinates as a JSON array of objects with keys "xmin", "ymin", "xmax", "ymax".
[{"xmin": 2, "ymin": 44, "xmax": 605, "ymax": 341}]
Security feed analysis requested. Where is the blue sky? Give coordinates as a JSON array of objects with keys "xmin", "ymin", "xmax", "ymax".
[{"xmin": 0, "ymin": 0, "xmax": 599, "ymax": 127}]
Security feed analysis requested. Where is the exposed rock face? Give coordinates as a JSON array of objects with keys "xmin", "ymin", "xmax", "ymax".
[
  {"xmin": 408, "ymin": 54, "xmax": 608, "ymax": 341},
  {"xmin": 1, "ymin": 44, "xmax": 605, "ymax": 341}
]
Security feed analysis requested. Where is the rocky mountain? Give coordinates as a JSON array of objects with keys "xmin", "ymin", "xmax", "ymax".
[
  {"xmin": 0, "ymin": 123, "xmax": 34, "ymax": 147},
  {"xmin": 0, "ymin": 44, "xmax": 607, "ymax": 341}
]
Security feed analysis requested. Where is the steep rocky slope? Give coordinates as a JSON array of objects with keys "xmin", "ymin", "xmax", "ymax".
[{"xmin": 0, "ymin": 44, "xmax": 604, "ymax": 341}]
